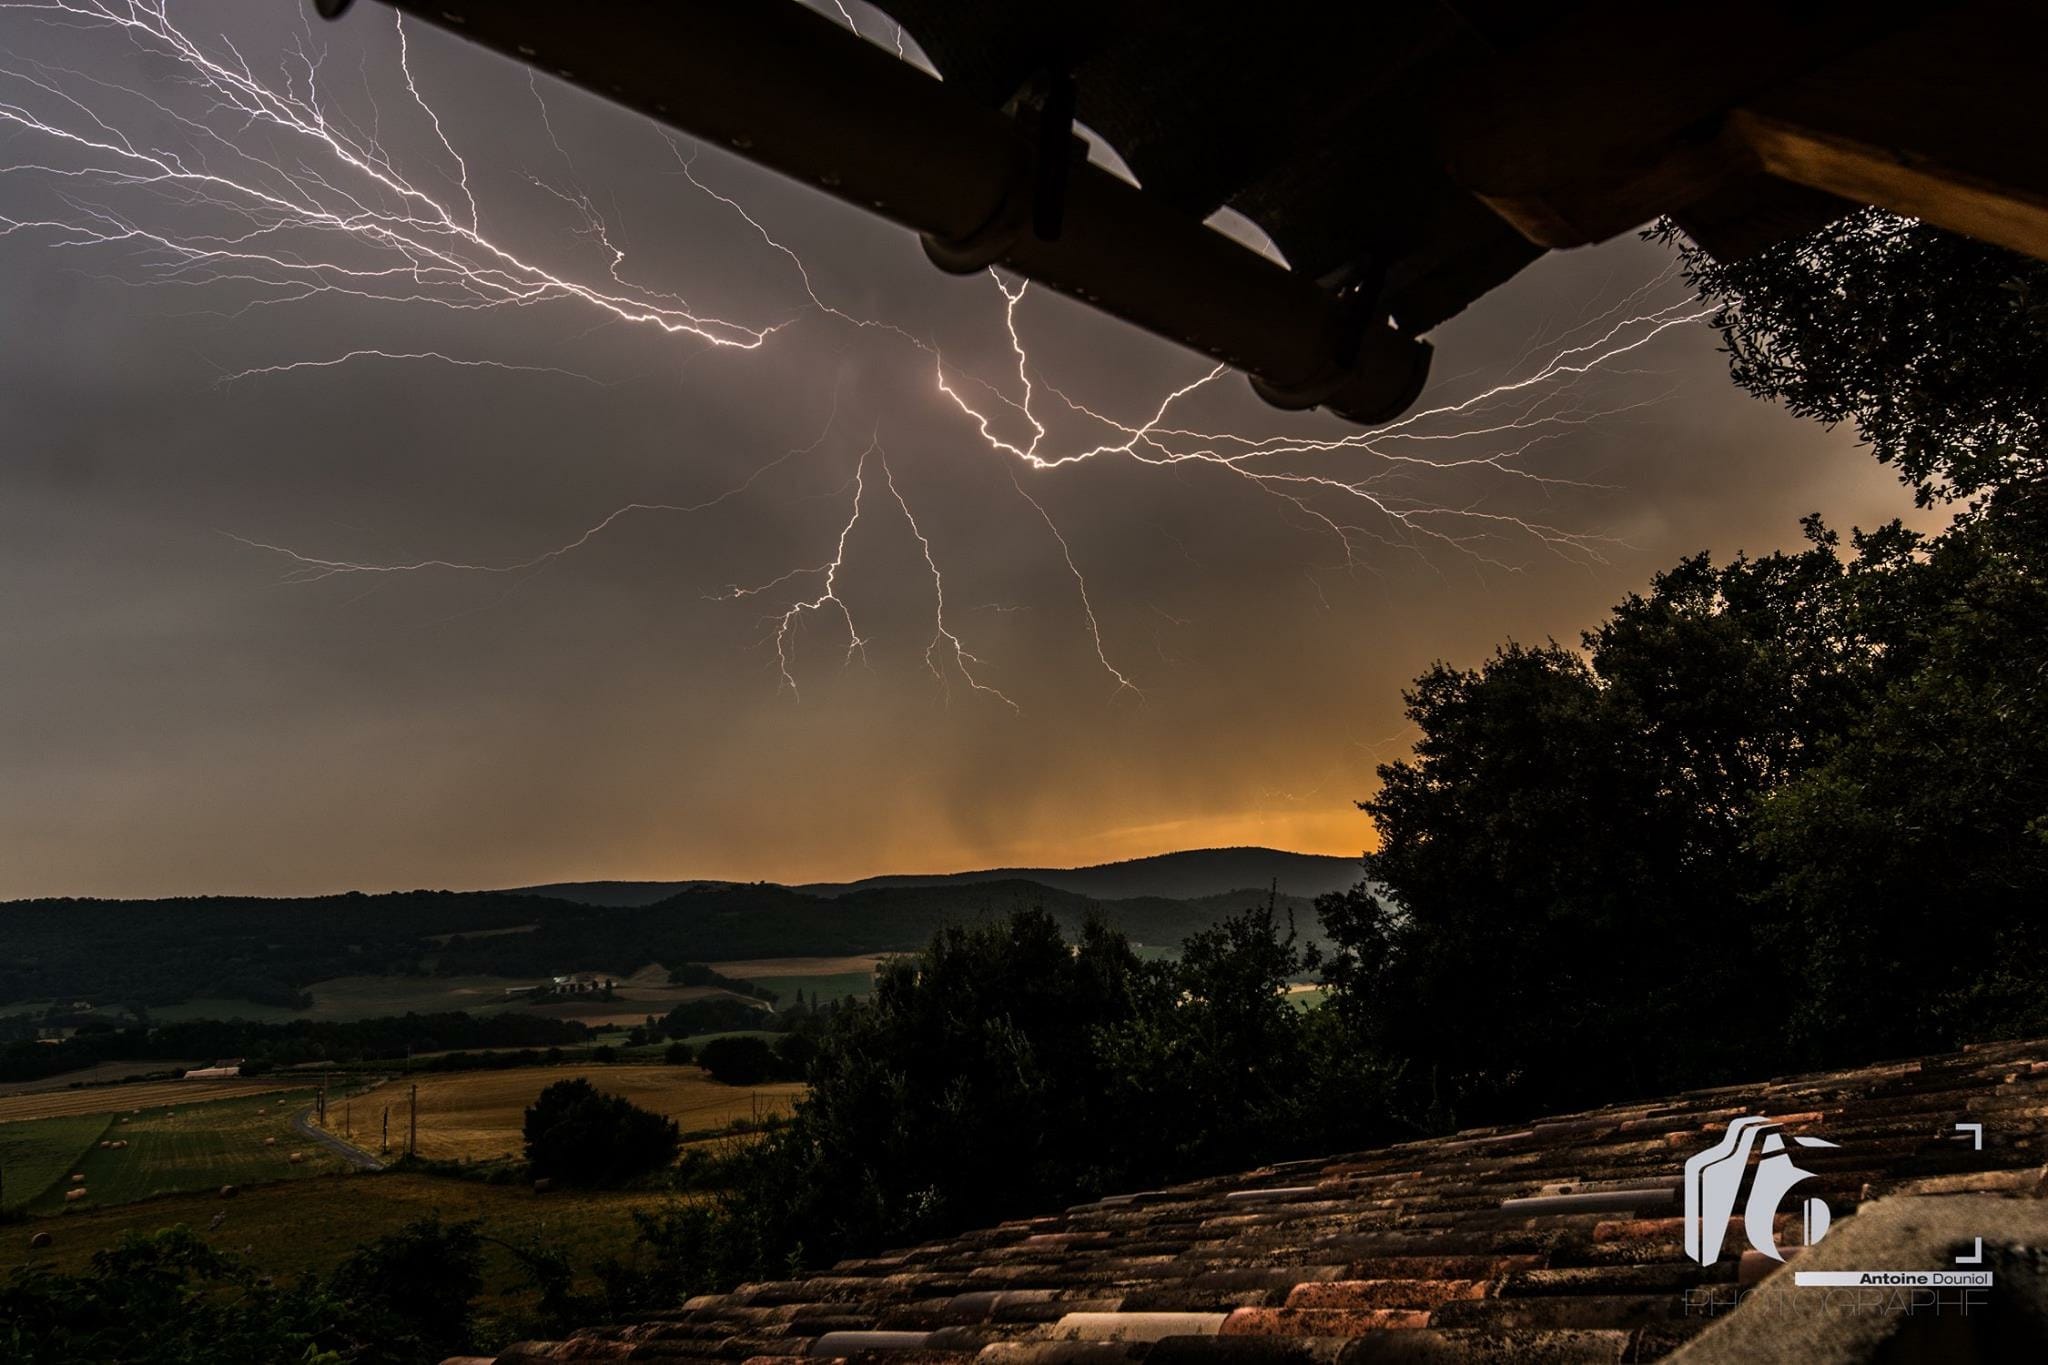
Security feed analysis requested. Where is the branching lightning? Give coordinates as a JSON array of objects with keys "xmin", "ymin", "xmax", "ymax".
[{"xmin": 0, "ymin": 0, "xmax": 1717, "ymax": 710}]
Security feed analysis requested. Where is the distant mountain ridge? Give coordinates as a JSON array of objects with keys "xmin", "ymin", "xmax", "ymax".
[
  {"xmin": 0, "ymin": 850, "xmax": 1365, "ymax": 1014},
  {"xmin": 510, "ymin": 847, "xmax": 1361, "ymax": 908}
]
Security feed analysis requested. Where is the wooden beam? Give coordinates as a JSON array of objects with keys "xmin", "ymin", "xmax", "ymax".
[{"xmin": 1731, "ymin": 111, "xmax": 2048, "ymax": 263}]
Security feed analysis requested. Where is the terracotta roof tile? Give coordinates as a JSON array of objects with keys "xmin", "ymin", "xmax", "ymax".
[{"xmin": 451, "ymin": 1038, "xmax": 2048, "ymax": 1364}]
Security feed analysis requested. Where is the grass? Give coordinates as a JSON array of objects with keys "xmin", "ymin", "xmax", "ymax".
[
  {"xmin": 741, "ymin": 970, "xmax": 875, "ymax": 1006},
  {"xmin": 0, "ymin": 1113, "xmax": 111, "ymax": 1212},
  {"xmin": 27, "ymin": 1090, "xmax": 342, "ymax": 1212},
  {"xmin": 0, "ymin": 1077, "xmax": 302, "ymax": 1125},
  {"xmin": 148, "ymin": 974, "xmax": 547, "ymax": 1024},
  {"xmin": 0, "ymin": 1169, "xmax": 689, "ymax": 1316},
  {"xmin": 331, "ymin": 1064, "xmax": 802, "ymax": 1162}
]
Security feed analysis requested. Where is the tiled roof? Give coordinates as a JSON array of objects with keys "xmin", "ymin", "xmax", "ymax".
[{"xmin": 455, "ymin": 1039, "xmax": 2048, "ymax": 1364}]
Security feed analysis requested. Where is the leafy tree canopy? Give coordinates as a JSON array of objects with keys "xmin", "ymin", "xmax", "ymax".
[{"xmin": 1654, "ymin": 209, "xmax": 2048, "ymax": 504}]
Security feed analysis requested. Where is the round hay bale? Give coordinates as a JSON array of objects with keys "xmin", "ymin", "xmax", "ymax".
[
  {"xmin": 219, "ymin": 1185, "xmax": 239, "ymax": 1200},
  {"xmin": 97, "ymin": 1140, "xmax": 110, "ymax": 1149},
  {"xmin": 263, "ymin": 1136, "xmax": 277, "ymax": 1147},
  {"xmin": 27, "ymin": 1231, "xmax": 52, "ymax": 1249},
  {"xmin": 68, "ymin": 1174, "xmax": 84, "ymax": 1184},
  {"xmin": 532, "ymin": 1177, "xmax": 554, "ymax": 1194},
  {"xmin": 64, "ymin": 1188, "xmax": 87, "ymax": 1203},
  {"xmin": 287, "ymin": 1151, "xmax": 304, "ymax": 1164}
]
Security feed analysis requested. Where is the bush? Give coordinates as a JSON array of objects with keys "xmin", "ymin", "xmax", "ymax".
[
  {"xmin": 327, "ymin": 1217, "xmax": 486, "ymax": 1364},
  {"xmin": 772, "ymin": 1030, "xmax": 818, "ymax": 1080},
  {"xmin": 696, "ymin": 1035, "xmax": 779, "ymax": 1086},
  {"xmin": 663, "ymin": 1040, "xmax": 695, "ymax": 1066},
  {"xmin": 660, "ymin": 996, "xmax": 777, "ymax": 1038},
  {"xmin": 522, "ymin": 1078, "xmax": 680, "ymax": 1185},
  {"xmin": 0, "ymin": 1217, "xmax": 487, "ymax": 1365}
]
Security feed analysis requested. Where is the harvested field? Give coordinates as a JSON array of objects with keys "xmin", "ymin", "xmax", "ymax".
[
  {"xmin": 0, "ymin": 1061, "xmax": 200, "ymax": 1098},
  {"xmin": 706, "ymin": 955, "xmax": 888, "ymax": 978},
  {"xmin": 331, "ymin": 1064, "xmax": 802, "ymax": 1162},
  {"xmin": 0, "ymin": 1077, "xmax": 301, "ymax": 1125}
]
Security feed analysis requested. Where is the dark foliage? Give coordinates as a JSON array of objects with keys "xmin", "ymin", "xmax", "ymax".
[
  {"xmin": 660, "ymin": 996, "xmax": 779, "ymax": 1039},
  {"xmin": 523, "ymin": 1078, "xmax": 681, "ymax": 1186},
  {"xmin": 0, "ymin": 881, "xmax": 1307, "ymax": 1015},
  {"xmin": 0, "ymin": 1010, "xmax": 587, "ymax": 1085},
  {"xmin": 1654, "ymin": 209, "xmax": 2048, "ymax": 504},
  {"xmin": 0, "ymin": 1218, "xmax": 485, "ymax": 1365},
  {"xmin": 0, "ymin": 891, "xmax": 560, "ymax": 1010},
  {"xmin": 326, "ymin": 1217, "xmax": 487, "ymax": 1364},
  {"xmin": 645, "ymin": 909, "xmax": 1391, "ymax": 1293},
  {"xmin": 696, "ymin": 1035, "xmax": 783, "ymax": 1086},
  {"xmin": 1331, "ymin": 487, "xmax": 2048, "ymax": 1124},
  {"xmin": 666, "ymin": 962, "xmax": 777, "ymax": 1001}
]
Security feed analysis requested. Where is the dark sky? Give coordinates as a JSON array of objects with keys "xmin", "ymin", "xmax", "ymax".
[{"xmin": 0, "ymin": 1, "xmax": 1933, "ymax": 898}]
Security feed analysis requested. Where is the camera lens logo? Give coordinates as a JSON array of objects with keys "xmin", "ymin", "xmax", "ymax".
[{"xmin": 1683, "ymin": 1116, "xmax": 1837, "ymax": 1265}]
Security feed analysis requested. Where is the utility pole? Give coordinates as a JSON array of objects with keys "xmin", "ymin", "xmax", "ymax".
[
  {"xmin": 407, "ymin": 1083, "xmax": 418, "ymax": 1158},
  {"xmin": 381, "ymin": 1105, "xmax": 389, "ymax": 1155}
]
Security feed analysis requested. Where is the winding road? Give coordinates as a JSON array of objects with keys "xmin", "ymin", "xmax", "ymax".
[{"xmin": 290, "ymin": 1104, "xmax": 386, "ymax": 1171}]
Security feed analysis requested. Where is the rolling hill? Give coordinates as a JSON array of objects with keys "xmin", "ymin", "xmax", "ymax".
[{"xmin": 511, "ymin": 846, "xmax": 1361, "ymax": 907}]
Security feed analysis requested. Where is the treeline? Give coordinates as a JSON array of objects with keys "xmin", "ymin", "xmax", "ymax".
[
  {"xmin": 608, "ymin": 907, "xmax": 1381, "ymax": 1303},
  {"xmin": 424, "ymin": 882, "xmax": 1308, "ymax": 979},
  {"xmin": 665, "ymin": 962, "xmax": 775, "ymax": 1002},
  {"xmin": 0, "ymin": 1011, "xmax": 589, "ymax": 1084},
  {"xmin": 0, "ymin": 891, "xmax": 560, "ymax": 1009},
  {"xmin": 0, "ymin": 881, "xmax": 1308, "ymax": 1014}
]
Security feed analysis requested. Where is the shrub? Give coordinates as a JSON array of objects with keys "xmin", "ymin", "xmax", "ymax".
[
  {"xmin": 522, "ymin": 1078, "xmax": 680, "ymax": 1185},
  {"xmin": 697, "ymin": 1035, "xmax": 779, "ymax": 1086}
]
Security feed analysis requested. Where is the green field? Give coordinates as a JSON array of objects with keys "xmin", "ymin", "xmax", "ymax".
[
  {"xmin": 149, "ymin": 975, "xmax": 542, "ymax": 1024},
  {"xmin": 741, "ymin": 970, "xmax": 875, "ymax": 1005},
  {"xmin": 25, "ymin": 1090, "xmax": 343, "ymax": 1211},
  {"xmin": 0, "ymin": 1112, "xmax": 111, "ymax": 1212}
]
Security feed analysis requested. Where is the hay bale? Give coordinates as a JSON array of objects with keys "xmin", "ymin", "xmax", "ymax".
[
  {"xmin": 219, "ymin": 1185, "xmax": 239, "ymax": 1200},
  {"xmin": 98, "ymin": 1140, "xmax": 110, "ymax": 1149},
  {"xmin": 27, "ymin": 1231, "xmax": 52, "ymax": 1249},
  {"xmin": 64, "ymin": 1188, "xmax": 87, "ymax": 1203},
  {"xmin": 263, "ymin": 1136, "xmax": 277, "ymax": 1147},
  {"xmin": 287, "ymin": 1151, "xmax": 304, "ymax": 1164},
  {"xmin": 532, "ymin": 1177, "xmax": 554, "ymax": 1194},
  {"xmin": 68, "ymin": 1174, "xmax": 84, "ymax": 1184}
]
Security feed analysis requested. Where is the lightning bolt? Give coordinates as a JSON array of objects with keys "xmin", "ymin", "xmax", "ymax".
[
  {"xmin": 1008, "ymin": 470, "xmax": 1139, "ymax": 700},
  {"xmin": 0, "ymin": 0, "xmax": 1718, "ymax": 711},
  {"xmin": 878, "ymin": 452, "xmax": 1019, "ymax": 712},
  {"xmin": 712, "ymin": 439, "xmax": 876, "ymax": 699}
]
